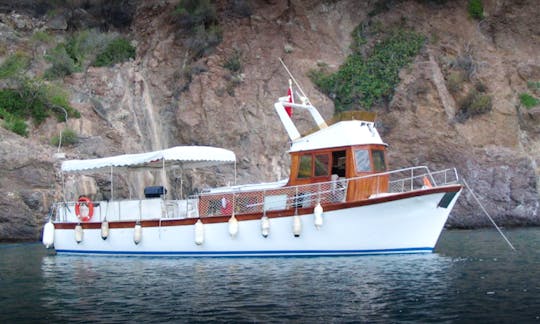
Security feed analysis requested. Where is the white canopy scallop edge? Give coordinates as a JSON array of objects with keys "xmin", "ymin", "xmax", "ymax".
[{"xmin": 61, "ymin": 146, "xmax": 236, "ymax": 172}]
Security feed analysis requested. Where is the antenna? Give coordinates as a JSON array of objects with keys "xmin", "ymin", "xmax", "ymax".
[{"xmin": 279, "ymin": 57, "xmax": 312, "ymax": 106}]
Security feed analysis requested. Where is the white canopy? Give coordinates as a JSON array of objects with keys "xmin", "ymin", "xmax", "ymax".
[{"xmin": 61, "ymin": 146, "xmax": 236, "ymax": 172}]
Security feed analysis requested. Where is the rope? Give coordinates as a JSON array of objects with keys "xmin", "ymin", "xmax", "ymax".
[{"xmin": 462, "ymin": 178, "xmax": 516, "ymax": 251}]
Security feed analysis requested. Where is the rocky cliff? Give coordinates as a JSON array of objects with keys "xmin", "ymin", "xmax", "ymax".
[{"xmin": 1, "ymin": 0, "xmax": 539, "ymax": 241}]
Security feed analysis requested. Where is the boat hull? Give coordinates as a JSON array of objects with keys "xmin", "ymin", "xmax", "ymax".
[{"xmin": 51, "ymin": 187, "xmax": 461, "ymax": 257}]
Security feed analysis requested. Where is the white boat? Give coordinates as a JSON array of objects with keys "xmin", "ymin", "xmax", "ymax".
[{"xmin": 42, "ymin": 85, "xmax": 462, "ymax": 256}]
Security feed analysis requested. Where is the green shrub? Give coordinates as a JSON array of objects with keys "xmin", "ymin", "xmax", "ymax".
[
  {"xmin": 173, "ymin": 0, "xmax": 217, "ymax": 30},
  {"xmin": 172, "ymin": 0, "xmax": 221, "ymax": 60},
  {"xmin": 93, "ymin": 37, "xmax": 136, "ymax": 67},
  {"xmin": 349, "ymin": 24, "xmax": 368, "ymax": 56},
  {"xmin": 527, "ymin": 81, "xmax": 540, "ymax": 91},
  {"xmin": 468, "ymin": 0, "xmax": 484, "ymax": 20},
  {"xmin": 223, "ymin": 49, "xmax": 242, "ymax": 73},
  {"xmin": 45, "ymin": 84, "xmax": 81, "ymax": 120},
  {"xmin": 456, "ymin": 89, "xmax": 492, "ymax": 121},
  {"xmin": 0, "ymin": 53, "xmax": 30, "ymax": 79},
  {"xmin": 45, "ymin": 30, "xmax": 119, "ymax": 78},
  {"xmin": 309, "ymin": 29, "xmax": 425, "ymax": 112},
  {"xmin": 0, "ymin": 79, "xmax": 79, "ymax": 134},
  {"xmin": 519, "ymin": 93, "xmax": 540, "ymax": 109},
  {"xmin": 64, "ymin": 31, "xmax": 90, "ymax": 69},
  {"xmin": 0, "ymin": 89, "xmax": 31, "ymax": 117},
  {"xmin": 447, "ymin": 71, "xmax": 465, "ymax": 94},
  {"xmin": 44, "ymin": 44, "xmax": 78, "ymax": 79},
  {"xmin": 3, "ymin": 116, "xmax": 28, "ymax": 136},
  {"xmin": 31, "ymin": 30, "xmax": 53, "ymax": 43},
  {"xmin": 184, "ymin": 24, "xmax": 222, "ymax": 59},
  {"xmin": 50, "ymin": 128, "xmax": 78, "ymax": 147}
]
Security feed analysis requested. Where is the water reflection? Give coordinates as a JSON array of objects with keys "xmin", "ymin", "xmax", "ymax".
[{"xmin": 37, "ymin": 253, "xmax": 454, "ymax": 323}]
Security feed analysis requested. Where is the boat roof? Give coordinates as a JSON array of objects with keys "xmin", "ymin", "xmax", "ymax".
[
  {"xmin": 289, "ymin": 120, "xmax": 387, "ymax": 153},
  {"xmin": 61, "ymin": 146, "xmax": 236, "ymax": 172}
]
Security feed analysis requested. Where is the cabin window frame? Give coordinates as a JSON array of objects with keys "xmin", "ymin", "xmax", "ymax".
[
  {"xmin": 296, "ymin": 152, "xmax": 331, "ymax": 179},
  {"xmin": 353, "ymin": 149, "xmax": 371, "ymax": 173},
  {"xmin": 297, "ymin": 154, "xmax": 313, "ymax": 179},
  {"xmin": 372, "ymin": 149, "xmax": 387, "ymax": 172},
  {"xmin": 314, "ymin": 153, "xmax": 330, "ymax": 177}
]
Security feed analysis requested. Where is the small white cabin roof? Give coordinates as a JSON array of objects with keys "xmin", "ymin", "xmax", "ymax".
[
  {"xmin": 61, "ymin": 146, "xmax": 236, "ymax": 172},
  {"xmin": 289, "ymin": 120, "xmax": 387, "ymax": 153}
]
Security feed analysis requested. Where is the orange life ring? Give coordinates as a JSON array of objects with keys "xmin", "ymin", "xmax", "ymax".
[{"xmin": 75, "ymin": 196, "xmax": 94, "ymax": 222}]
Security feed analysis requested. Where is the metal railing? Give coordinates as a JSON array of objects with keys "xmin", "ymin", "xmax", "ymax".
[
  {"xmin": 195, "ymin": 166, "xmax": 459, "ymax": 218},
  {"xmin": 53, "ymin": 166, "xmax": 459, "ymax": 222}
]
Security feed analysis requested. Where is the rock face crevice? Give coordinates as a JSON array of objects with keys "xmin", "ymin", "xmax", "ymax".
[{"xmin": 1, "ymin": 0, "xmax": 540, "ymax": 241}]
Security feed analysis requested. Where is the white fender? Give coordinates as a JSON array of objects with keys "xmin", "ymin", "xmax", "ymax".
[
  {"xmin": 133, "ymin": 222, "xmax": 142, "ymax": 245},
  {"xmin": 101, "ymin": 220, "xmax": 109, "ymax": 240},
  {"xmin": 293, "ymin": 215, "xmax": 302, "ymax": 237},
  {"xmin": 314, "ymin": 203, "xmax": 323, "ymax": 229},
  {"xmin": 228, "ymin": 215, "xmax": 239, "ymax": 238},
  {"xmin": 261, "ymin": 216, "xmax": 270, "ymax": 238},
  {"xmin": 74, "ymin": 224, "xmax": 83, "ymax": 243},
  {"xmin": 195, "ymin": 219, "xmax": 204, "ymax": 245},
  {"xmin": 42, "ymin": 220, "xmax": 55, "ymax": 248}
]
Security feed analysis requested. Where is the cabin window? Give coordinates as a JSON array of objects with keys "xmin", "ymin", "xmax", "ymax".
[
  {"xmin": 332, "ymin": 151, "xmax": 346, "ymax": 177},
  {"xmin": 354, "ymin": 149, "xmax": 371, "ymax": 172},
  {"xmin": 372, "ymin": 150, "xmax": 386, "ymax": 172},
  {"xmin": 314, "ymin": 154, "xmax": 329, "ymax": 177},
  {"xmin": 298, "ymin": 155, "xmax": 312, "ymax": 178}
]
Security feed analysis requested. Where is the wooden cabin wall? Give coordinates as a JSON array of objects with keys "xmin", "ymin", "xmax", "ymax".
[
  {"xmin": 346, "ymin": 175, "xmax": 389, "ymax": 200},
  {"xmin": 345, "ymin": 145, "xmax": 389, "ymax": 201}
]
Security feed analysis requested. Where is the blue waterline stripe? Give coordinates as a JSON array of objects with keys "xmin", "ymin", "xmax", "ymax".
[{"xmin": 54, "ymin": 247, "xmax": 434, "ymax": 256}]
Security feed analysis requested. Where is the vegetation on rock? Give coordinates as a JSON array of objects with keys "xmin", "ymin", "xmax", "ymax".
[
  {"xmin": 0, "ymin": 79, "xmax": 79, "ymax": 137},
  {"xmin": 455, "ymin": 84, "xmax": 492, "ymax": 121},
  {"xmin": 442, "ymin": 45, "xmax": 493, "ymax": 122},
  {"xmin": 0, "ymin": 53, "xmax": 30, "ymax": 79},
  {"xmin": 45, "ymin": 30, "xmax": 134, "ymax": 79},
  {"xmin": 309, "ymin": 28, "xmax": 425, "ymax": 113},
  {"xmin": 172, "ymin": 0, "xmax": 222, "ymax": 59},
  {"xmin": 222, "ymin": 49, "xmax": 243, "ymax": 96},
  {"xmin": 173, "ymin": 0, "xmax": 218, "ymax": 30},
  {"xmin": 94, "ymin": 37, "xmax": 136, "ymax": 67},
  {"xmin": 169, "ymin": 0, "xmax": 222, "ymax": 93},
  {"xmin": 468, "ymin": 0, "xmax": 484, "ymax": 20},
  {"xmin": 50, "ymin": 128, "xmax": 78, "ymax": 147},
  {"xmin": 520, "ymin": 93, "xmax": 540, "ymax": 109}
]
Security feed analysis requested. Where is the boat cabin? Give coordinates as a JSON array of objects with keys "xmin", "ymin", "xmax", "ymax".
[
  {"xmin": 273, "ymin": 97, "xmax": 391, "ymax": 202},
  {"xmin": 288, "ymin": 143, "xmax": 389, "ymax": 201}
]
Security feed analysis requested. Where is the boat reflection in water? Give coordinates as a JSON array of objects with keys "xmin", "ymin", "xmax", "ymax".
[{"xmin": 39, "ymin": 252, "xmax": 454, "ymax": 322}]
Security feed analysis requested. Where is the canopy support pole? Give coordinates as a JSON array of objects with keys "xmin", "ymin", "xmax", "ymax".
[{"xmin": 110, "ymin": 166, "xmax": 114, "ymax": 202}]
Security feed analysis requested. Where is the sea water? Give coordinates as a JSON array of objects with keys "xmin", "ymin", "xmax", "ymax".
[{"xmin": 0, "ymin": 228, "xmax": 539, "ymax": 323}]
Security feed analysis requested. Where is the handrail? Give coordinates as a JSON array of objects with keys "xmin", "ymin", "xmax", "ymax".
[
  {"xmin": 53, "ymin": 166, "xmax": 459, "ymax": 222},
  {"xmin": 194, "ymin": 166, "xmax": 459, "ymax": 217}
]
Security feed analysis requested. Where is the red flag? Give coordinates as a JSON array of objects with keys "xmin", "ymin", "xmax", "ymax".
[{"xmin": 285, "ymin": 80, "xmax": 293, "ymax": 117}]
